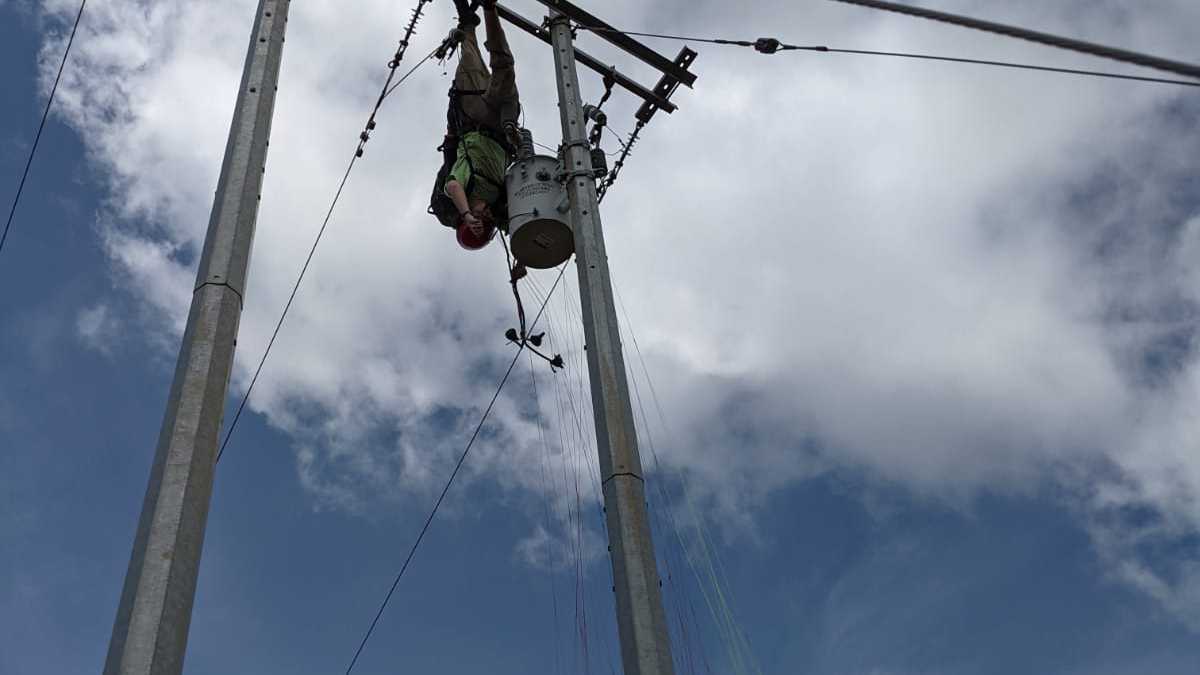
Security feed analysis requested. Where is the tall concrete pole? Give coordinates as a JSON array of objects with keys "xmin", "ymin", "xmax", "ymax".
[
  {"xmin": 548, "ymin": 12, "xmax": 676, "ymax": 675},
  {"xmin": 104, "ymin": 1, "xmax": 290, "ymax": 673}
]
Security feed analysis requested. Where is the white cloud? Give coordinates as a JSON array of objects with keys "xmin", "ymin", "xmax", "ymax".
[
  {"xmin": 74, "ymin": 302, "xmax": 120, "ymax": 354},
  {"xmin": 36, "ymin": 0, "xmax": 1200, "ymax": 628}
]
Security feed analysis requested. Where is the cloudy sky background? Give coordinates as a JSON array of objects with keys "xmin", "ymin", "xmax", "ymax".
[{"xmin": 3, "ymin": 0, "xmax": 1200, "ymax": 673}]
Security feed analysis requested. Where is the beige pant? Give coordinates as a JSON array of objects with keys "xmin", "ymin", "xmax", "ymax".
[{"xmin": 453, "ymin": 13, "xmax": 520, "ymax": 132}]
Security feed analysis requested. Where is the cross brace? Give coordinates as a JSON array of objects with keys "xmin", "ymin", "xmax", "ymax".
[{"xmin": 495, "ymin": 3, "xmax": 695, "ymax": 116}]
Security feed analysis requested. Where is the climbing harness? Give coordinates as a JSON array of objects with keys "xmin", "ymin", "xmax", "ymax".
[
  {"xmin": 428, "ymin": 24, "xmax": 523, "ymax": 235},
  {"xmin": 428, "ymin": 89, "xmax": 515, "ymax": 237}
]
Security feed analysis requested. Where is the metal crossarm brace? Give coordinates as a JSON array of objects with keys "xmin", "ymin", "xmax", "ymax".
[
  {"xmin": 495, "ymin": 3, "xmax": 681, "ymax": 115},
  {"xmin": 637, "ymin": 47, "xmax": 698, "ymax": 124},
  {"xmin": 532, "ymin": 0, "xmax": 697, "ymax": 87}
]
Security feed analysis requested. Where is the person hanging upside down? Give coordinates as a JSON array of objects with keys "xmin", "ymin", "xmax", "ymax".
[{"xmin": 439, "ymin": 0, "xmax": 523, "ymax": 250}]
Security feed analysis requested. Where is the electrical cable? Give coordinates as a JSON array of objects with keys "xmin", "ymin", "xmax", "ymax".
[
  {"xmin": 826, "ymin": 0, "xmax": 1200, "ymax": 82},
  {"xmin": 214, "ymin": 26, "xmax": 438, "ymax": 464},
  {"xmin": 344, "ymin": 351, "xmax": 518, "ymax": 675},
  {"xmin": 342, "ymin": 264, "xmax": 567, "ymax": 675},
  {"xmin": 1, "ymin": 0, "xmax": 88, "ymax": 259},
  {"xmin": 344, "ymin": 349, "xmax": 522, "ymax": 675},
  {"xmin": 215, "ymin": 150, "xmax": 355, "ymax": 465},
  {"xmin": 573, "ymin": 24, "xmax": 1200, "ymax": 88}
]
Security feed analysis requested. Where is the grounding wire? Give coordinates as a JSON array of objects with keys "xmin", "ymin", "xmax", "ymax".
[
  {"xmin": 573, "ymin": 24, "xmax": 1200, "ymax": 88},
  {"xmin": 342, "ymin": 263, "xmax": 567, "ymax": 675},
  {"xmin": 1, "ymin": 0, "xmax": 89, "ymax": 259}
]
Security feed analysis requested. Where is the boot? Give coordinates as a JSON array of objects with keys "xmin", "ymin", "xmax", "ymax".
[{"xmin": 453, "ymin": 0, "xmax": 480, "ymax": 27}]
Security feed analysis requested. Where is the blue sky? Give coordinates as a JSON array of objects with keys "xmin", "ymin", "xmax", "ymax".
[{"xmin": 4, "ymin": 1, "xmax": 1200, "ymax": 674}]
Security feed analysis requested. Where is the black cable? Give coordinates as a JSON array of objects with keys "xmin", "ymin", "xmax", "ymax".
[
  {"xmin": 827, "ymin": 0, "xmax": 1200, "ymax": 81},
  {"xmin": 1, "ymin": 0, "xmax": 88, "ymax": 259},
  {"xmin": 812, "ymin": 47, "xmax": 1200, "ymax": 87},
  {"xmin": 574, "ymin": 24, "xmax": 1200, "ymax": 88},
  {"xmin": 575, "ymin": 25, "xmax": 755, "ymax": 47},
  {"xmin": 214, "ymin": 152, "xmax": 356, "ymax": 464},
  {"xmin": 342, "ymin": 264, "xmax": 567, "ymax": 675},
  {"xmin": 343, "ymin": 350, "xmax": 521, "ymax": 675},
  {"xmin": 383, "ymin": 49, "xmax": 439, "ymax": 100},
  {"xmin": 215, "ymin": 30, "xmax": 437, "ymax": 464}
]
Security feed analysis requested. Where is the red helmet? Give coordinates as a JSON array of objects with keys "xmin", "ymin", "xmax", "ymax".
[{"xmin": 456, "ymin": 221, "xmax": 496, "ymax": 250}]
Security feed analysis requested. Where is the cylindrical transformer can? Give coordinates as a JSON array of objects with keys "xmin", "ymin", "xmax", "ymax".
[{"xmin": 505, "ymin": 154, "xmax": 574, "ymax": 269}]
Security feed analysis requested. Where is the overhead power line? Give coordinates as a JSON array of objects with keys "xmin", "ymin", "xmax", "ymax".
[
  {"xmin": 814, "ymin": 47, "xmax": 1200, "ymax": 86},
  {"xmin": 1, "ymin": 0, "xmax": 89, "ymax": 259},
  {"xmin": 215, "ymin": 6, "xmax": 438, "ymax": 464},
  {"xmin": 573, "ymin": 24, "xmax": 1200, "ymax": 87},
  {"xmin": 342, "ymin": 263, "xmax": 568, "ymax": 675},
  {"xmin": 827, "ymin": 0, "xmax": 1200, "ymax": 82}
]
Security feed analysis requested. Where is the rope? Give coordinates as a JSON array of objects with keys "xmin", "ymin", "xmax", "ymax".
[
  {"xmin": 573, "ymin": 24, "xmax": 1200, "ymax": 88},
  {"xmin": 216, "ymin": 7, "xmax": 439, "ymax": 464},
  {"xmin": 1, "ymin": 0, "xmax": 89, "ymax": 260}
]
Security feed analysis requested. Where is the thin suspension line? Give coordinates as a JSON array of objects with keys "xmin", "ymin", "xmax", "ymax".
[
  {"xmin": 529, "ymin": 354, "xmax": 565, "ymax": 675},
  {"xmin": 573, "ymin": 24, "xmax": 1200, "ymax": 88},
  {"xmin": 827, "ymin": 0, "xmax": 1200, "ymax": 81},
  {"xmin": 543, "ymin": 292, "xmax": 601, "ymax": 674},
  {"xmin": 614, "ymin": 285, "xmax": 763, "ymax": 675},
  {"xmin": 1, "ymin": 0, "xmax": 89, "ymax": 259}
]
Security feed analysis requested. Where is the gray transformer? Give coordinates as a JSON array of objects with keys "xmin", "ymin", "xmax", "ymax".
[{"xmin": 506, "ymin": 154, "xmax": 574, "ymax": 269}]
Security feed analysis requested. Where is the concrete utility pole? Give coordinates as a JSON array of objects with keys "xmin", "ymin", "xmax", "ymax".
[
  {"xmin": 548, "ymin": 12, "xmax": 676, "ymax": 675},
  {"xmin": 104, "ymin": 1, "xmax": 290, "ymax": 673}
]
